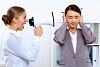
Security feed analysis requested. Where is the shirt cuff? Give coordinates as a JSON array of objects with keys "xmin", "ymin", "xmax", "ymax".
[{"xmin": 34, "ymin": 36, "xmax": 40, "ymax": 42}]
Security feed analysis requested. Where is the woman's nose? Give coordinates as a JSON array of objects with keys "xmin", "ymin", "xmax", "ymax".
[
  {"xmin": 26, "ymin": 18, "xmax": 28, "ymax": 22},
  {"xmin": 72, "ymin": 18, "xmax": 75, "ymax": 22}
]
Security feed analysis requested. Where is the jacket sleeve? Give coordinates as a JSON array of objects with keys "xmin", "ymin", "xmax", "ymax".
[
  {"xmin": 53, "ymin": 23, "xmax": 68, "ymax": 46},
  {"xmin": 6, "ymin": 36, "xmax": 40, "ymax": 62},
  {"xmin": 79, "ymin": 22, "xmax": 96, "ymax": 44}
]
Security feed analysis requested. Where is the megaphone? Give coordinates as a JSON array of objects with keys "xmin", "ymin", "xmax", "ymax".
[{"xmin": 29, "ymin": 12, "xmax": 55, "ymax": 27}]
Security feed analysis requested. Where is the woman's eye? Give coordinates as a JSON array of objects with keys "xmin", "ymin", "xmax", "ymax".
[
  {"xmin": 69, "ymin": 17, "xmax": 72, "ymax": 19},
  {"xmin": 75, "ymin": 16, "xmax": 79, "ymax": 19},
  {"xmin": 24, "ymin": 16, "xmax": 26, "ymax": 19}
]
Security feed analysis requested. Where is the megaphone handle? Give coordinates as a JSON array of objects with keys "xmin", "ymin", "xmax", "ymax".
[{"xmin": 52, "ymin": 12, "xmax": 55, "ymax": 27}]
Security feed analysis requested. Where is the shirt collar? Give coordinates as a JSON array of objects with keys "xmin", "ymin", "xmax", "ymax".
[
  {"xmin": 7, "ymin": 29, "xmax": 20, "ymax": 38},
  {"xmin": 69, "ymin": 31, "xmax": 77, "ymax": 38}
]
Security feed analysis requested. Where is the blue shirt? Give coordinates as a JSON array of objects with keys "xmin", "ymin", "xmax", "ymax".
[{"xmin": 2, "ymin": 29, "xmax": 40, "ymax": 67}]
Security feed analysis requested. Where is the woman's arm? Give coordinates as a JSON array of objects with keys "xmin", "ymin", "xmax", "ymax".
[
  {"xmin": 6, "ymin": 35, "xmax": 40, "ymax": 62},
  {"xmin": 54, "ymin": 23, "xmax": 68, "ymax": 46},
  {"xmin": 79, "ymin": 22, "xmax": 96, "ymax": 44}
]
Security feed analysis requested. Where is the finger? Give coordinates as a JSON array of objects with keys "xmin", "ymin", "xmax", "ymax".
[
  {"xmin": 34, "ymin": 26, "xmax": 36, "ymax": 28},
  {"xmin": 38, "ymin": 25, "xmax": 42, "ymax": 29},
  {"xmin": 38, "ymin": 25, "xmax": 41, "ymax": 28},
  {"xmin": 62, "ymin": 12, "xmax": 66, "ymax": 23},
  {"xmin": 80, "ymin": 15, "xmax": 83, "ymax": 22}
]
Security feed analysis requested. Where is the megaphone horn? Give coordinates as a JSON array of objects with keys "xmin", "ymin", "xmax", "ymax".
[{"xmin": 29, "ymin": 12, "xmax": 55, "ymax": 27}]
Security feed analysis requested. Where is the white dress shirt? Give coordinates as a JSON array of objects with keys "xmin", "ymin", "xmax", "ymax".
[
  {"xmin": 69, "ymin": 31, "xmax": 77, "ymax": 53},
  {"xmin": 2, "ymin": 29, "xmax": 40, "ymax": 67}
]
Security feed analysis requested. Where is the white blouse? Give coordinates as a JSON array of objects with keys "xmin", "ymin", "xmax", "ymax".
[
  {"xmin": 2, "ymin": 29, "xmax": 40, "ymax": 67},
  {"xmin": 69, "ymin": 31, "xmax": 77, "ymax": 53}
]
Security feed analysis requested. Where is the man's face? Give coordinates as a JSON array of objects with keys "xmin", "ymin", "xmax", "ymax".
[{"xmin": 65, "ymin": 10, "xmax": 81, "ymax": 29}]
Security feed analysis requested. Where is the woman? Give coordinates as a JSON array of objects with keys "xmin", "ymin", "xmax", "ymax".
[
  {"xmin": 2, "ymin": 6, "xmax": 43, "ymax": 67},
  {"xmin": 54, "ymin": 4, "xmax": 96, "ymax": 67}
]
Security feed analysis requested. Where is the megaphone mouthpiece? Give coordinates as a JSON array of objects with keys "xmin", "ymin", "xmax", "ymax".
[{"xmin": 29, "ymin": 17, "xmax": 34, "ymax": 27}]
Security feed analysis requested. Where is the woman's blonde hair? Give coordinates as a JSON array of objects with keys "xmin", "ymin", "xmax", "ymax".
[{"xmin": 2, "ymin": 6, "xmax": 25, "ymax": 25}]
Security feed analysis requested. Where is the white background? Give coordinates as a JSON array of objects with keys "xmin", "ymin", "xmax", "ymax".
[{"xmin": 0, "ymin": 0, "xmax": 100, "ymax": 67}]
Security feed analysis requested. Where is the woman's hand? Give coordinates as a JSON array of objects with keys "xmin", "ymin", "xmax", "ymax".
[
  {"xmin": 33, "ymin": 26, "xmax": 43, "ymax": 37},
  {"xmin": 62, "ymin": 12, "xmax": 66, "ymax": 23},
  {"xmin": 80, "ymin": 15, "xmax": 83, "ymax": 23}
]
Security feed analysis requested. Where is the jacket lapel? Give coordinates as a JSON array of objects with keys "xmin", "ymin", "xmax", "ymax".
[
  {"xmin": 65, "ymin": 29, "xmax": 83, "ymax": 56},
  {"xmin": 76, "ymin": 29, "xmax": 83, "ymax": 54},
  {"xmin": 65, "ymin": 29, "xmax": 75, "ymax": 55}
]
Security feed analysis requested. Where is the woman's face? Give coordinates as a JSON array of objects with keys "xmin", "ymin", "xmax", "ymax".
[
  {"xmin": 16, "ymin": 11, "xmax": 28, "ymax": 31},
  {"xmin": 65, "ymin": 10, "xmax": 81, "ymax": 29}
]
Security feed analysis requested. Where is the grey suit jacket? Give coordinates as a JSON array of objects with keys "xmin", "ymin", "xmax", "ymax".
[{"xmin": 54, "ymin": 22, "xmax": 96, "ymax": 67}]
